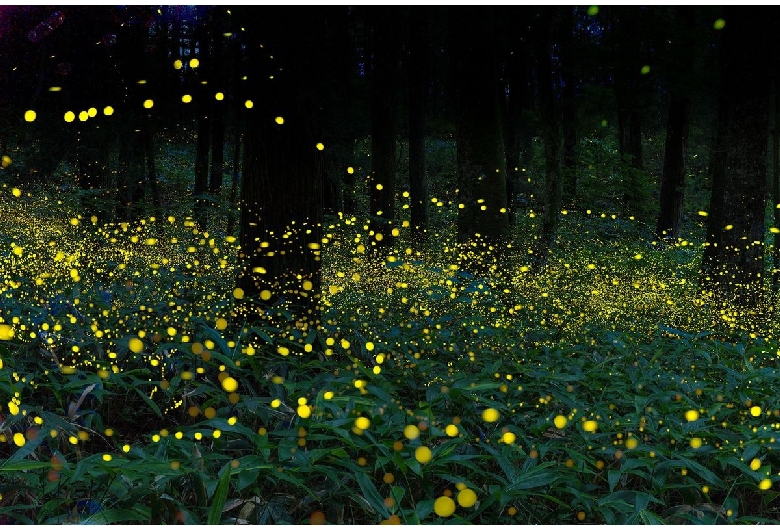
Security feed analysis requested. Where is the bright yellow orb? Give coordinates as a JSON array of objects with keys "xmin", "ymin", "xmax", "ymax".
[
  {"xmin": 482, "ymin": 408, "xmax": 499, "ymax": 422},
  {"xmin": 24, "ymin": 110, "xmax": 36, "ymax": 122},
  {"xmin": 553, "ymin": 415, "xmax": 568, "ymax": 429},
  {"xmin": 685, "ymin": 410, "xmax": 699, "ymax": 422},
  {"xmin": 414, "ymin": 446, "xmax": 432, "ymax": 464},
  {"xmin": 355, "ymin": 417, "xmax": 370, "ymax": 430},
  {"xmin": 457, "ymin": 488, "xmax": 477, "ymax": 508},
  {"xmin": 221, "ymin": 376, "xmax": 238, "ymax": 392},
  {"xmin": 128, "ymin": 337, "xmax": 144, "ymax": 353},
  {"xmin": 433, "ymin": 496, "xmax": 456, "ymax": 517},
  {"xmin": 404, "ymin": 425, "xmax": 420, "ymax": 440},
  {"xmin": 64, "ymin": 111, "xmax": 75, "ymax": 122}
]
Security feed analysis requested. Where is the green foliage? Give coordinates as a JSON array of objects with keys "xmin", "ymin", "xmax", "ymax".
[{"xmin": 2, "ymin": 142, "xmax": 780, "ymax": 524}]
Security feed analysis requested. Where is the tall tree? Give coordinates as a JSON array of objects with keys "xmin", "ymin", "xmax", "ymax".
[
  {"xmin": 655, "ymin": 8, "xmax": 696, "ymax": 242},
  {"xmin": 533, "ymin": 7, "xmax": 564, "ymax": 265},
  {"xmin": 209, "ymin": 8, "xmax": 226, "ymax": 199},
  {"xmin": 701, "ymin": 8, "xmax": 774, "ymax": 310},
  {"xmin": 559, "ymin": 7, "xmax": 579, "ymax": 205},
  {"xmin": 192, "ymin": 11, "xmax": 211, "ymax": 229},
  {"xmin": 237, "ymin": 7, "xmax": 326, "ymax": 326},
  {"xmin": 501, "ymin": 7, "xmax": 534, "ymax": 226},
  {"xmin": 408, "ymin": 7, "xmax": 429, "ymax": 237},
  {"xmin": 368, "ymin": 7, "xmax": 399, "ymax": 251},
  {"xmin": 450, "ymin": 7, "xmax": 509, "ymax": 256}
]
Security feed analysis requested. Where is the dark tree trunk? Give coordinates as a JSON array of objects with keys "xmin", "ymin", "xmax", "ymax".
[
  {"xmin": 408, "ymin": 7, "xmax": 429, "ymax": 236},
  {"xmin": 209, "ymin": 9, "xmax": 225, "ymax": 197},
  {"xmin": 655, "ymin": 95, "xmax": 692, "ymax": 241},
  {"xmin": 774, "ymin": 85, "xmax": 780, "ymax": 296},
  {"xmin": 701, "ymin": 8, "xmax": 773, "ymax": 311},
  {"xmin": 450, "ymin": 7, "xmax": 509, "ymax": 251},
  {"xmin": 368, "ymin": 7, "xmax": 399, "ymax": 251},
  {"xmin": 193, "ymin": 22, "xmax": 211, "ymax": 229},
  {"xmin": 534, "ymin": 8, "xmax": 563, "ymax": 265},
  {"xmin": 501, "ymin": 7, "xmax": 533, "ymax": 226},
  {"xmin": 237, "ymin": 8, "xmax": 326, "ymax": 326},
  {"xmin": 559, "ymin": 7, "xmax": 578, "ymax": 205}
]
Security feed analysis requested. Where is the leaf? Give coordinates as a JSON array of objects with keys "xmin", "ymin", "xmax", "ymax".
[
  {"xmin": 208, "ymin": 465, "xmax": 232, "ymax": 525},
  {"xmin": 355, "ymin": 472, "xmax": 390, "ymax": 518},
  {"xmin": 505, "ymin": 462, "xmax": 559, "ymax": 491},
  {"xmin": 82, "ymin": 508, "xmax": 151, "ymax": 524}
]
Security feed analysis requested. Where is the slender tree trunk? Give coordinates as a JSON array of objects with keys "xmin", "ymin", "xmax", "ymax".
[
  {"xmin": 701, "ymin": 8, "xmax": 772, "ymax": 311},
  {"xmin": 534, "ymin": 7, "xmax": 563, "ymax": 266},
  {"xmin": 502, "ymin": 7, "xmax": 533, "ymax": 226},
  {"xmin": 368, "ymin": 7, "xmax": 398, "ymax": 251},
  {"xmin": 559, "ymin": 7, "xmax": 578, "ymax": 205},
  {"xmin": 237, "ymin": 7, "xmax": 326, "ymax": 326},
  {"xmin": 408, "ymin": 7, "xmax": 429, "ymax": 236},
  {"xmin": 209, "ymin": 9, "xmax": 225, "ymax": 197},
  {"xmin": 655, "ymin": 95, "xmax": 692, "ymax": 241},
  {"xmin": 193, "ymin": 22, "xmax": 211, "ymax": 229},
  {"xmin": 774, "ymin": 85, "xmax": 780, "ymax": 296},
  {"xmin": 450, "ymin": 7, "xmax": 509, "ymax": 253}
]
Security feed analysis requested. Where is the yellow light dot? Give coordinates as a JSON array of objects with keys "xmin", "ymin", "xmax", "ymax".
[
  {"xmin": 297, "ymin": 404, "xmax": 311, "ymax": 418},
  {"xmin": 583, "ymin": 420, "xmax": 598, "ymax": 433},
  {"xmin": 713, "ymin": 18, "xmax": 725, "ymax": 30},
  {"xmin": 128, "ymin": 337, "xmax": 144, "ymax": 353},
  {"xmin": 233, "ymin": 288, "xmax": 244, "ymax": 299},
  {"xmin": 182, "ymin": 94, "xmax": 193, "ymax": 103},
  {"xmin": 355, "ymin": 417, "xmax": 371, "ymax": 430},
  {"xmin": 554, "ymin": 415, "xmax": 568, "ymax": 429},
  {"xmin": 215, "ymin": 92, "xmax": 224, "ymax": 100},
  {"xmin": 271, "ymin": 399, "xmax": 281, "ymax": 408},
  {"xmin": 685, "ymin": 409, "xmax": 699, "ymax": 422},
  {"xmin": 2, "ymin": 156, "xmax": 12, "ymax": 169},
  {"xmin": 751, "ymin": 406, "xmax": 762, "ymax": 417},
  {"xmin": 64, "ymin": 111, "xmax": 75, "ymax": 122},
  {"xmin": 143, "ymin": 99, "xmax": 154, "ymax": 109},
  {"xmin": 190, "ymin": 58, "xmax": 200, "ymax": 68},
  {"xmin": 103, "ymin": 106, "xmax": 114, "ymax": 116},
  {"xmin": 414, "ymin": 445, "xmax": 432, "ymax": 463},
  {"xmin": 750, "ymin": 458, "xmax": 762, "ymax": 471},
  {"xmin": 216, "ymin": 318, "xmax": 228, "ymax": 330},
  {"xmin": 482, "ymin": 408, "xmax": 499, "ymax": 422},
  {"xmin": 457, "ymin": 488, "xmax": 477, "ymax": 508},
  {"xmin": 87, "ymin": 107, "xmax": 97, "ymax": 117},
  {"xmin": 24, "ymin": 110, "xmax": 36, "ymax": 122},
  {"xmin": 501, "ymin": 432, "xmax": 516, "ymax": 444},
  {"xmin": 640, "ymin": 65, "xmax": 650, "ymax": 75},
  {"xmin": 759, "ymin": 478, "xmax": 773, "ymax": 490},
  {"xmin": 173, "ymin": 59, "xmax": 182, "ymax": 69},
  {"xmin": 316, "ymin": 142, "xmax": 324, "ymax": 151},
  {"xmin": 0, "ymin": 324, "xmax": 14, "ymax": 340},
  {"xmin": 222, "ymin": 376, "xmax": 238, "ymax": 392},
  {"xmin": 445, "ymin": 424, "xmax": 459, "ymax": 437},
  {"xmin": 102, "ymin": 454, "xmax": 112, "ymax": 462},
  {"xmin": 260, "ymin": 289, "xmax": 272, "ymax": 300},
  {"xmin": 13, "ymin": 432, "xmax": 25, "ymax": 447},
  {"xmin": 690, "ymin": 437, "xmax": 702, "ymax": 449},
  {"xmin": 404, "ymin": 425, "xmax": 420, "ymax": 440},
  {"xmin": 433, "ymin": 496, "xmax": 456, "ymax": 517},
  {"xmin": 275, "ymin": 116, "xmax": 284, "ymax": 124},
  {"xmin": 245, "ymin": 100, "xmax": 254, "ymax": 109}
]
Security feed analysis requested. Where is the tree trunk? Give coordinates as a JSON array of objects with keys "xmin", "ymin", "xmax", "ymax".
[
  {"xmin": 774, "ymin": 85, "xmax": 780, "ymax": 296},
  {"xmin": 450, "ymin": 7, "xmax": 509, "ymax": 253},
  {"xmin": 368, "ymin": 7, "xmax": 398, "ymax": 251},
  {"xmin": 408, "ymin": 7, "xmax": 429, "ymax": 236},
  {"xmin": 533, "ymin": 7, "xmax": 563, "ymax": 266},
  {"xmin": 701, "ymin": 8, "xmax": 772, "ymax": 311},
  {"xmin": 237, "ymin": 7, "xmax": 326, "ymax": 326},
  {"xmin": 559, "ymin": 7, "xmax": 578, "ymax": 205},
  {"xmin": 501, "ymin": 7, "xmax": 533, "ymax": 226},
  {"xmin": 655, "ymin": 95, "xmax": 692, "ymax": 241},
  {"xmin": 193, "ymin": 22, "xmax": 211, "ymax": 229},
  {"xmin": 209, "ymin": 9, "xmax": 225, "ymax": 197}
]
